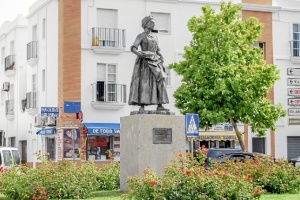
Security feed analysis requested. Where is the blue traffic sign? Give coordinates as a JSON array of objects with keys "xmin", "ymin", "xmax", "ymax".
[
  {"xmin": 186, "ymin": 113, "xmax": 199, "ymax": 137},
  {"xmin": 64, "ymin": 101, "xmax": 81, "ymax": 113},
  {"xmin": 41, "ymin": 107, "xmax": 60, "ymax": 117}
]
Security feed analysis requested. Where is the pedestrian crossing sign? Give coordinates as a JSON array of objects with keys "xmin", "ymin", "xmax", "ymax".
[{"xmin": 186, "ymin": 113, "xmax": 199, "ymax": 137}]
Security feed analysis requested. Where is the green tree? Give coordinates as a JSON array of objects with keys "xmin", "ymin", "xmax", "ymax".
[{"xmin": 169, "ymin": 1, "xmax": 286, "ymax": 151}]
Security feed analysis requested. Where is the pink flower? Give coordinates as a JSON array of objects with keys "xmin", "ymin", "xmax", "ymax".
[
  {"xmin": 144, "ymin": 169, "xmax": 149, "ymax": 174},
  {"xmin": 150, "ymin": 180, "xmax": 157, "ymax": 186},
  {"xmin": 180, "ymin": 167, "xmax": 184, "ymax": 172},
  {"xmin": 254, "ymin": 189, "xmax": 260, "ymax": 194}
]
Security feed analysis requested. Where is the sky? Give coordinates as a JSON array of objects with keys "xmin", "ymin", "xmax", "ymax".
[{"xmin": 0, "ymin": 0, "xmax": 37, "ymax": 27}]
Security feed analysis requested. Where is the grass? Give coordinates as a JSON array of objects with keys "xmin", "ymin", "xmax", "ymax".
[{"xmin": 1, "ymin": 191, "xmax": 300, "ymax": 199}]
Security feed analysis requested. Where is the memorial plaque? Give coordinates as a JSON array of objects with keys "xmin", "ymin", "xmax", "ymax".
[{"xmin": 153, "ymin": 128, "xmax": 172, "ymax": 144}]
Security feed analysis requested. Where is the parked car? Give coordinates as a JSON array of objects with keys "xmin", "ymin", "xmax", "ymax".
[
  {"xmin": 289, "ymin": 156, "xmax": 300, "ymax": 167},
  {"xmin": 206, "ymin": 148, "xmax": 242, "ymax": 160},
  {"xmin": 215, "ymin": 152, "xmax": 268, "ymax": 163},
  {"xmin": 0, "ymin": 147, "xmax": 21, "ymax": 171}
]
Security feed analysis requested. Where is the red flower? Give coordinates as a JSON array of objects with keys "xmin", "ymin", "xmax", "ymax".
[
  {"xmin": 254, "ymin": 189, "xmax": 260, "ymax": 194},
  {"xmin": 246, "ymin": 177, "xmax": 251, "ymax": 181},
  {"xmin": 150, "ymin": 180, "xmax": 157, "ymax": 186},
  {"xmin": 223, "ymin": 173, "xmax": 227, "ymax": 177},
  {"xmin": 180, "ymin": 167, "xmax": 184, "ymax": 171},
  {"xmin": 186, "ymin": 170, "xmax": 191, "ymax": 175},
  {"xmin": 178, "ymin": 153, "xmax": 183, "ymax": 157}
]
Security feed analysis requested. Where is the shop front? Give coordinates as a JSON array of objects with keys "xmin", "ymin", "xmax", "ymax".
[
  {"xmin": 83, "ymin": 123, "xmax": 120, "ymax": 161},
  {"xmin": 191, "ymin": 131, "xmax": 240, "ymax": 152},
  {"xmin": 36, "ymin": 127, "xmax": 57, "ymax": 161}
]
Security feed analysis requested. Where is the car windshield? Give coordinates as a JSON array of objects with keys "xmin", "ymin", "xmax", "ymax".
[
  {"xmin": 12, "ymin": 150, "xmax": 21, "ymax": 165},
  {"xmin": 3, "ymin": 150, "xmax": 12, "ymax": 166}
]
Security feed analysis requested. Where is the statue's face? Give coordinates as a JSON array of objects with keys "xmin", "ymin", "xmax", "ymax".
[{"xmin": 146, "ymin": 19, "xmax": 155, "ymax": 30}]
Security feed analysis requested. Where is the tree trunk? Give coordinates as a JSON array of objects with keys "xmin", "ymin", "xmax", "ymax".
[{"xmin": 229, "ymin": 116, "xmax": 245, "ymax": 151}]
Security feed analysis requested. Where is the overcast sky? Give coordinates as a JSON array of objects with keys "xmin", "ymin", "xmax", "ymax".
[{"xmin": 0, "ymin": 0, "xmax": 37, "ymax": 27}]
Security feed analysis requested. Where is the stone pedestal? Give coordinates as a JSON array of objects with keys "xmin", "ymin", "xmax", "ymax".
[{"xmin": 120, "ymin": 114, "xmax": 185, "ymax": 191}]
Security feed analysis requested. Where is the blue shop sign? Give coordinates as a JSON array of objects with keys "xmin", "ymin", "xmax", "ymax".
[
  {"xmin": 36, "ymin": 127, "xmax": 56, "ymax": 135},
  {"xmin": 83, "ymin": 123, "xmax": 120, "ymax": 135}
]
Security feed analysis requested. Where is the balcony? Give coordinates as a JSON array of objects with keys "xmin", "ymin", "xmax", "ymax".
[
  {"xmin": 91, "ymin": 82, "xmax": 126, "ymax": 110},
  {"xmin": 4, "ymin": 55, "xmax": 16, "ymax": 77},
  {"xmin": 290, "ymin": 40, "xmax": 300, "ymax": 63},
  {"xmin": 26, "ymin": 91, "xmax": 38, "ymax": 115},
  {"xmin": 5, "ymin": 100, "xmax": 14, "ymax": 120},
  {"xmin": 27, "ymin": 41, "xmax": 38, "ymax": 66},
  {"xmin": 92, "ymin": 27, "xmax": 126, "ymax": 54}
]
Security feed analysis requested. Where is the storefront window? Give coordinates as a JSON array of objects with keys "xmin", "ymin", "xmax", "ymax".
[
  {"xmin": 46, "ymin": 137, "xmax": 56, "ymax": 161},
  {"xmin": 63, "ymin": 129, "xmax": 80, "ymax": 159},
  {"xmin": 87, "ymin": 136, "xmax": 113, "ymax": 161}
]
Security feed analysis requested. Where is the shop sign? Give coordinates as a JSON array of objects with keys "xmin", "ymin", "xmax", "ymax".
[
  {"xmin": 91, "ymin": 128, "xmax": 120, "ymax": 134},
  {"xmin": 289, "ymin": 118, "xmax": 300, "ymax": 125},
  {"xmin": 198, "ymin": 135, "xmax": 237, "ymax": 140},
  {"xmin": 288, "ymin": 88, "xmax": 300, "ymax": 96},
  {"xmin": 287, "ymin": 78, "xmax": 300, "ymax": 86},
  {"xmin": 41, "ymin": 107, "xmax": 59, "ymax": 117},
  {"xmin": 288, "ymin": 108, "xmax": 300, "ymax": 116},
  {"xmin": 287, "ymin": 68, "xmax": 300, "ymax": 76},
  {"xmin": 288, "ymin": 98, "xmax": 300, "ymax": 106}
]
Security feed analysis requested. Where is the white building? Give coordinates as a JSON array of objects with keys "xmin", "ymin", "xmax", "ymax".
[{"xmin": 0, "ymin": 0, "xmax": 299, "ymax": 167}]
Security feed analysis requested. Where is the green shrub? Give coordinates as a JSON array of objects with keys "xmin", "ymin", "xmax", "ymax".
[
  {"xmin": 97, "ymin": 161, "xmax": 120, "ymax": 191},
  {"xmin": 124, "ymin": 153, "xmax": 262, "ymax": 200},
  {"xmin": 0, "ymin": 159, "xmax": 99, "ymax": 199}
]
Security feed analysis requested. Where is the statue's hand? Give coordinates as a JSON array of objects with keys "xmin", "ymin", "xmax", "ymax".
[{"xmin": 137, "ymin": 51, "xmax": 145, "ymax": 58}]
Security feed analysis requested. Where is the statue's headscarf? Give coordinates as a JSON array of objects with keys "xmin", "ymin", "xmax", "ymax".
[{"xmin": 141, "ymin": 15, "xmax": 154, "ymax": 29}]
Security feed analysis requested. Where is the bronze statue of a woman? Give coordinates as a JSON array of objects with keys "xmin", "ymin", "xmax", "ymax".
[{"xmin": 128, "ymin": 15, "xmax": 169, "ymax": 112}]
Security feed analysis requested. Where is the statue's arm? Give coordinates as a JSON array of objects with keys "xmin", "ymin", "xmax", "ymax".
[
  {"xmin": 156, "ymin": 46, "xmax": 164, "ymax": 63},
  {"xmin": 131, "ymin": 34, "xmax": 144, "ymax": 57}
]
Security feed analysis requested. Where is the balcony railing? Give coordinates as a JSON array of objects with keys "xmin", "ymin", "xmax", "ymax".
[
  {"xmin": 5, "ymin": 55, "xmax": 15, "ymax": 71},
  {"xmin": 5, "ymin": 100, "xmax": 14, "ymax": 115},
  {"xmin": 26, "ymin": 91, "xmax": 37, "ymax": 109},
  {"xmin": 27, "ymin": 41, "xmax": 38, "ymax": 60},
  {"xmin": 92, "ymin": 28, "xmax": 126, "ymax": 48},
  {"xmin": 92, "ymin": 83, "xmax": 126, "ymax": 103}
]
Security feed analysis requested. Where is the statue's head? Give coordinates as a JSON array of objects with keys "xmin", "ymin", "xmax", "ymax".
[{"xmin": 141, "ymin": 15, "xmax": 155, "ymax": 29}]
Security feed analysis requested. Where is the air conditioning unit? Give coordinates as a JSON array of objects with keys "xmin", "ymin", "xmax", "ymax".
[
  {"xmin": 2, "ymin": 82, "xmax": 9, "ymax": 91},
  {"xmin": 34, "ymin": 114, "xmax": 43, "ymax": 127},
  {"xmin": 45, "ymin": 116, "xmax": 56, "ymax": 126}
]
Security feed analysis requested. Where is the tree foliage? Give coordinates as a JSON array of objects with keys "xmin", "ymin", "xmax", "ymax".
[{"xmin": 169, "ymin": 1, "xmax": 286, "ymax": 139}]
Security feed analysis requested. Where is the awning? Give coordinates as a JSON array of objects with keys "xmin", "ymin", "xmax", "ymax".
[
  {"xmin": 36, "ymin": 127, "xmax": 56, "ymax": 135},
  {"xmin": 83, "ymin": 123, "xmax": 120, "ymax": 135}
]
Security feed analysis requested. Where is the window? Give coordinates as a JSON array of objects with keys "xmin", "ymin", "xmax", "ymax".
[
  {"xmin": 46, "ymin": 137, "xmax": 56, "ymax": 161},
  {"xmin": 97, "ymin": 8, "xmax": 117, "ymax": 28},
  {"xmin": 87, "ymin": 136, "xmax": 115, "ymax": 161},
  {"xmin": 252, "ymin": 42, "xmax": 265, "ymax": 59},
  {"xmin": 42, "ymin": 69, "xmax": 45, "ymax": 91},
  {"xmin": 9, "ymin": 137, "xmax": 16, "ymax": 147},
  {"xmin": 42, "ymin": 18, "xmax": 46, "ymax": 39},
  {"xmin": 293, "ymin": 24, "xmax": 300, "ymax": 57},
  {"xmin": 151, "ymin": 12, "xmax": 171, "ymax": 33},
  {"xmin": 97, "ymin": 63, "xmax": 117, "ymax": 102}
]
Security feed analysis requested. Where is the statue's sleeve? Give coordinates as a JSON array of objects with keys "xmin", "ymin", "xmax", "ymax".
[{"xmin": 130, "ymin": 34, "xmax": 142, "ymax": 51}]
